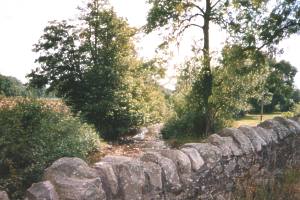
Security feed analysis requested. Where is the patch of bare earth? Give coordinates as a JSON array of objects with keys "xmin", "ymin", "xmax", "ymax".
[{"xmin": 87, "ymin": 124, "xmax": 167, "ymax": 164}]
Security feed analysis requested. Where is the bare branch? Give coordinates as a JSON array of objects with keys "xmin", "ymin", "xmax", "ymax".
[
  {"xmin": 185, "ymin": 2, "xmax": 205, "ymax": 15},
  {"xmin": 211, "ymin": 0, "xmax": 222, "ymax": 9},
  {"xmin": 177, "ymin": 23, "xmax": 203, "ymax": 36},
  {"xmin": 174, "ymin": 13, "xmax": 203, "ymax": 35}
]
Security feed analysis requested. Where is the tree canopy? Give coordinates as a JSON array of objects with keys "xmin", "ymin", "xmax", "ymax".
[
  {"xmin": 249, "ymin": 60, "xmax": 298, "ymax": 113},
  {"xmin": 146, "ymin": 0, "xmax": 300, "ymax": 135},
  {"xmin": 0, "ymin": 74, "xmax": 26, "ymax": 97},
  {"xmin": 28, "ymin": 0, "xmax": 168, "ymax": 140}
]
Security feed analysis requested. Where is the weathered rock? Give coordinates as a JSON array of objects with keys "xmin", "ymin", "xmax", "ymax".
[
  {"xmin": 44, "ymin": 157, "xmax": 98, "ymax": 179},
  {"xmin": 239, "ymin": 126, "xmax": 267, "ymax": 152},
  {"xmin": 25, "ymin": 181, "xmax": 58, "ymax": 200},
  {"xmin": 132, "ymin": 127, "xmax": 148, "ymax": 141},
  {"xmin": 180, "ymin": 147, "xmax": 204, "ymax": 171},
  {"xmin": 291, "ymin": 116, "xmax": 300, "ymax": 124},
  {"xmin": 208, "ymin": 134, "xmax": 243, "ymax": 157},
  {"xmin": 142, "ymin": 161, "xmax": 163, "ymax": 191},
  {"xmin": 254, "ymin": 126, "xmax": 278, "ymax": 144},
  {"xmin": 159, "ymin": 149, "xmax": 192, "ymax": 184},
  {"xmin": 44, "ymin": 157, "xmax": 106, "ymax": 200},
  {"xmin": 223, "ymin": 159, "xmax": 237, "ymax": 177},
  {"xmin": 208, "ymin": 134, "xmax": 232, "ymax": 157},
  {"xmin": 182, "ymin": 143, "xmax": 222, "ymax": 168},
  {"xmin": 117, "ymin": 160, "xmax": 145, "ymax": 200},
  {"xmin": 259, "ymin": 119, "xmax": 290, "ymax": 140},
  {"xmin": 101, "ymin": 155, "xmax": 133, "ymax": 165},
  {"xmin": 287, "ymin": 118, "xmax": 300, "ymax": 134},
  {"xmin": 0, "ymin": 191, "xmax": 9, "ymax": 200},
  {"xmin": 101, "ymin": 155, "xmax": 133, "ymax": 174},
  {"xmin": 219, "ymin": 128, "xmax": 255, "ymax": 154},
  {"xmin": 141, "ymin": 151, "xmax": 182, "ymax": 192},
  {"xmin": 274, "ymin": 117, "xmax": 300, "ymax": 135},
  {"xmin": 52, "ymin": 177, "xmax": 105, "ymax": 200},
  {"xmin": 94, "ymin": 162, "xmax": 119, "ymax": 197}
]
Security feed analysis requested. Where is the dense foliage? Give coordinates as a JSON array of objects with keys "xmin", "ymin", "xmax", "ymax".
[
  {"xmin": 28, "ymin": 0, "xmax": 168, "ymax": 140},
  {"xmin": 249, "ymin": 60, "xmax": 298, "ymax": 113},
  {"xmin": 162, "ymin": 45, "xmax": 268, "ymax": 138},
  {"xmin": 0, "ymin": 99, "xmax": 100, "ymax": 199},
  {"xmin": 147, "ymin": 0, "xmax": 300, "ymax": 136},
  {"xmin": 0, "ymin": 74, "xmax": 26, "ymax": 97},
  {"xmin": 0, "ymin": 73, "xmax": 56, "ymax": 98}
]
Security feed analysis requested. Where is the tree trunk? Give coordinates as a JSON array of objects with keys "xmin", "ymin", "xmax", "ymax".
[
  {"xmin": 203, "ymin": 0, "xmax": 213, "ymax": 136},
  {"xmin": 260, "ymin": 95, "xmax": 264, "ymax": 122}
]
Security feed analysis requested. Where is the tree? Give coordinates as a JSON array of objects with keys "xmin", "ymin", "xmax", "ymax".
[
  {"xmin": 28, "ymin": 0, "xmax": 167, "ymax": 140},
  {"xmin": 162, "ymin": 44, "xmax": 268, "ymax": 139},
  {"xmin": 249, "ymin": 60, "xmax": 298, "ymax": 113},
  {"xmin": 146, "ymin": 0, "xmax": 300, "ymax": 134},
  {"xmin": 0, "ymin": 74, "xmax": 26, "ymax": 97},
  {"xmin": 293, "ymin": 89, "xmax": 300, "ymax": 104}
]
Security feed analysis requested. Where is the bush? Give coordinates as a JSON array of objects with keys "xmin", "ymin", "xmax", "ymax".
[
  {"xmin": 282, "ymin": 111, "xmax": 294, "ymax": 118},
  {"xmin": 162, "ymin": 112, "xmax": 205, "ymax": 139},
  {"xmin": 0, "ymin": 74, "xmax": 26, "ymax": 97},
  {"xmin": 292, "ymin": 103, "xmax": 300, "ymax": 117},
  {"xmin": 0, "ymin": 99, "xmax": 100, "ymax": 199}
]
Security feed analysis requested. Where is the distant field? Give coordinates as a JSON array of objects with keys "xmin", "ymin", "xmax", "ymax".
[{"xmin": 233, "ymin": 113, "xmax": 283, "ymax": 128}]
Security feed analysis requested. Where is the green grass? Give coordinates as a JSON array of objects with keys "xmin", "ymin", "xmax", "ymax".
[
  {"xmin": 233, "ymin": 113, "xmax": 283, "ymax": 128},
  {"xmin": 164, "ymin": 112, "xmax": 285, "ymax": 148},
  {"xmin": 233, "ymin": 168, "xmax": 300, "ymax": 200},
  {"xmin": 165, "ymin": 135, "xmax": 205, "ymax": 148}
]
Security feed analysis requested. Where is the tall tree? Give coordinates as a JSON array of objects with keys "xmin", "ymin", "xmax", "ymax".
[
  {"xmin": 249, "ymin": 60, "xmax": 298, "ymax": 113},
  {"xmin": 28, "ymin": 0, "xmax": 167, "ymax": 140},
  {"xmin": 0, "ymin": 74, "xmax": 26, "ymax": 97},
  {"xmin": 146, "ymin": 0, "xmax": 300, "ymax": 134}
]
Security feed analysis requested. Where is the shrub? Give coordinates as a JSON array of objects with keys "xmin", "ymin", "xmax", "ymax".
[
  {"xmin": 282, "ymin": 111, "xmax": 294, "ymax": 118},
  {"xmin": 0, "ymin": 99, "xmax": 100, "ymax": 199},
  {"xmin": 292, "ymin": 103, "xmax": 300, "ymax": 117},
  {"xmin": 0, "ymin": 74, "xmax": 26, "ymax": 97}
]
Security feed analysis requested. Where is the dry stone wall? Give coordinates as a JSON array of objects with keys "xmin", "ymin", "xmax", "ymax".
[{"xmin": 23, "ymin": 116, "xmax": 300, "ymax": 200}]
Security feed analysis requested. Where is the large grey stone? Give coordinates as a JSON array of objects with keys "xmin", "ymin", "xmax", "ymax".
[
  {"xmin": 180, "ymin": 147, "xmax": 204, "ymax": 171},
  {"xmin": 291, "ymin": 116, "xmax": 300, "ymax": 124},
  {"xmin": 259, "ymin": 119, "xmax": 290, "ymax": 140},
  {"xmin": 219, "ymin": 128, "xmax": 255, "ymax": 155},
  {"xmin": 223, "ymin": 159, "xmax": 237, "ymax": 177},
  {"xmin": 101, "ymin": 155, "xmax": 134, "ymax": 174},
  {"xmin": 142, "ymin": 161, "xmax": 163, "ymax": 191},
  {"xmin": 208, "ymin": 134, "xmax": 243, "ymax": 157},
  {"xmin": 159, "ymin": 149, "xmax": 192, "ymax": 184},
  {"xmin": 142, "ymin": 161, "xmax": 163, "ymax": 200},
  {"xmin": 239, "ymin": 126, "xmax": 267, "ymax": 152},
  {"xmin": 287, "ymin": 118, "xmax": 300, "ymax": 134},
  {"xmin": 51, "ymin": 177, "xmax": 105, "ymax": 200},
  {"xmin": 253, "ymin": 126, "xmax": 278, "ymax": 144},
  {"xmin": 117, "ymin": 160, "xmax": 145, "ymax": 200},
  {"xmin": 141, "ymin": 151, "xmax": 182, "ymax": 192},
  {"xmin": 274, "ymin": 117, "xmax": 300, "ymax": 135},
  {"xmin": 0, "ymin": 191, "xmax": 9, "ymax": 200},
  {"xmin": 182, "ymin": 143, "xmax": 222, "ymax": 168},
  {"xmin": 44, "ymin": 157, "xmax": 106, "ymax": 200},
  {"xmin": 44, "ymin": 157, "xmax": 98, "ymax": 179},
  {"xmin": 94, "ymin": 162, "xmax": 119, "ymax": 197},
  {"xmin": 25, "ymin": 181, "xmax": 59, "ymax": 200},
  {"xmin": 208, "ymin": 134, "xmax": 232, "ymax": 157},
  {"xmin": 132, "ymin": 127, "xmax": 148, "ymax": 141},
  {"xmin": 101, "ymin": 155, "xmax": 133, "ymax": 165}
]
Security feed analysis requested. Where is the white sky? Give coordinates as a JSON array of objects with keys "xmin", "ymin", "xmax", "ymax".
[{"xmin": 0, "ymin": 0, "xmax": 299, "ymax": 89}]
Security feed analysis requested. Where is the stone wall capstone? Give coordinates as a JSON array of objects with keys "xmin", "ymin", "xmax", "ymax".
[{"xmin": 22, "ymin": 116, "xmax": 300, "ymax": 200}]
